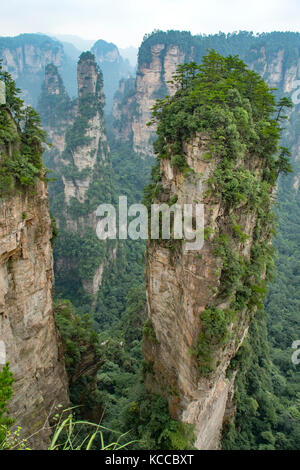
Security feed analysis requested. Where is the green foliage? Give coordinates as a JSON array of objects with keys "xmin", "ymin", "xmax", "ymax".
[
  {"xmin": 42, "ymin": 32, "xmax": 300, "ymax": 450},
  {"xmin": 120, "ymin": 285, "xmax": 146, "ymax": 346},
  {"xmin": 170, "ymin": 154, "xmax": 189, "ymax": 171},
  {"xmin": 0, "ymin": 66, "xmax": 47, "ymax": 196},
  {"xmin": 158, "ymin": 420, "xmax": 195, "ymax": 450},
  {"xmin": 50, "ymin": 213, "xmax": 58, "ymax": 246},
  {"xmin": 196, "ymin": 308, "xmax": 234, "ymax": 375},
  {"xmin": 143, "ymin": 318, "xmax": 159, "ymax": 344},
  {"xmin": 85, "ymin": 140, "xmax": 152, "ymax": 327},
  {"xmin": 122, "ymin": 388, "xmax": 194, "ymax": 450},
  {"xmin": 54, "ymin": 300, "xmax": 104, "ymax": 418},
  {"xmin": 49, "ymin": 411, "xmax": 135, "ymax": 450},
  {"xmin": 55, "ymin": 300, "xmax": 100, "ymax": 374},
  {"xmin": 222, "ymin": 310, "xmax": 300, "ymax": 450},
  {"xmin": 150, "ymin": 51, "xmax": 288, "ymax": 168},
  {"xmin": 231, "ymin": 224, "xmax": 249, "ymax": 243},
  {"xmin": 0, "ymin": 364, "xmax": 14, "ymax": 446},
  {"xmin": 145, "ymin": 51, "xmax": 291, "ymax": 215},
  {"xmin": 37, "ymin": 64, "xmax": 73, "ymax": 129}
]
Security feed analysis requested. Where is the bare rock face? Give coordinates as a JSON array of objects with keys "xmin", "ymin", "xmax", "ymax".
[
  {"xmin": 77, "ymin": 53, "xmax": 102, "ymax": 99},
  {"xmin": 112, "ymin": 77, "xmax": 136, "ymax": 142},
  {"xmin": 113, "ymin": 43, "xmax": 187, "ymax": 157},
  {"xmin": 0, "ymin": 42, "xmax": 61, "ymax": 77},
  {"xmin": 44, "ymin": 63, "xmax": 64, "ymax": 95},
  {"xmin": 0, "ymin": 180, "xmax": 69, "ymax": 449},
  {"xmin": 143, "ymin": 133, "xmax": 270, "ymax": 449}
]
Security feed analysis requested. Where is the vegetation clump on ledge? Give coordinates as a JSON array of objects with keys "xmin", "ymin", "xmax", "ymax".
[{"xmin": 0, "ymin": 64, "xmax": 47, "ymax": 197}]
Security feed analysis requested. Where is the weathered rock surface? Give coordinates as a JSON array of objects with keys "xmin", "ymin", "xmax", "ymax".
[
  {"xmin": 143, "ymin": 135, "xmax": 267, "ymax": 449},
  {"xmin": 0, "ymin": 180, "xmax": 69, "ymax": 449},
  {"xmin": 113, "ymin": 43, "xmax": 186, "ymax": 156}
]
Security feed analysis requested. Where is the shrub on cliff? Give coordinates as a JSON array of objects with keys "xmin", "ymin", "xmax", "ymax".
[
  {"xmin": 0, "ymin": 364, "xmax": 15, "ymax": 448},
  {"xmin": 0, "ymin": 65, "xmax": 47, "ymax": 196}
]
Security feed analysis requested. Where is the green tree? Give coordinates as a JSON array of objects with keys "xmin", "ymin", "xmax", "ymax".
[{"xmin": 0, "ymin": 364, "xmax": 14, "ymax": 445}]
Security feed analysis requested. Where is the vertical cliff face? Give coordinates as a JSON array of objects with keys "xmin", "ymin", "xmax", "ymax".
[
  {"xmin": 112, "ymin": 77, "xmax": 136, "ymax": 142},
  {"xmin": 246, "ymin": 45, "xmax": 300, "ymax": 193},
  {"xmin": 142, "ymin": 54, "xmax": 286, "ymax": 449},
  {"xmin": 0, "ymin": 104, "xmax": 69, "ymax": 448},
  {"xmin": 132, "ymin": 44, "xmax": 186, "ymax": 156},
  {"xmin": 113, "ymin": 42, "xmax": 189, "ymax": 156},
  {"xmin": 0, "ymin": 34, "xmax": 62, "ymax": 79},
  {"xmin": 0, "ymin": 182, "xmax": 69, "ymax": 448},
  {"xmin": 143, "ymin": 140, "xmax": 255, "ymax": 449}
]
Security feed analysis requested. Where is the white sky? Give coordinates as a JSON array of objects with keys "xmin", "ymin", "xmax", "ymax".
[{"xmin": 0, "ymin": 0, "xmax": 299, "ymax": 48}]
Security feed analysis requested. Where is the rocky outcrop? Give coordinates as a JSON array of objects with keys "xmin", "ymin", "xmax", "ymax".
[
  {"xmin": 0, "ymin": 111, "xmax": 69, "ymax": 448},
  {"xmin": 91, "ymin": 39, "xmax": 133, "ymax": 111},
  {"xmin": 0, "ymin": 35, "xmax": 62, "ymax": 76},
  {"xmin": 112, "ymin": 42, "xmax": 188, "ymax": 156},
  {"xmin": 62, "ymin": 52, "xmax": 108, "ymax": 216},
  {"xmin": 143, "ymin": 135, "xmax": 272, "ymax": 449},
  {"xmin": 91, "ymin": 40, "xmax": 122, "ymax": 66},
  {"xmin": 43, "ymin": 52, "xmax": 115, "ymax": 301}
]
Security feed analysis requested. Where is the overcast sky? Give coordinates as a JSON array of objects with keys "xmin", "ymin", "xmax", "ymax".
[{"xmin": 0, "ymin": 0, "xmax": 299, "ymax": 48}]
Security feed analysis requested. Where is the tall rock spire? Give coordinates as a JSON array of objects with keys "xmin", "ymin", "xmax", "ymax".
[{"xmin": 46, "ymin": 52, "xmax": 115, "ymax": 306}]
